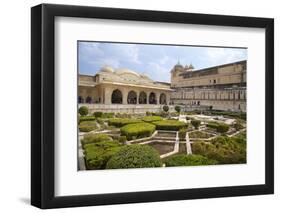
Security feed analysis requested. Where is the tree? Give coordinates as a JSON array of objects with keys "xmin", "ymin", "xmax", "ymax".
[
  {"xmin": 79, "ymin": 106, "xmax": 88, "ymax": 116},
  {"xmin": 191, "ymin": 120, "xmax": 201, "ymax": 129},
  {"xmin": 162, "ymin": 105, "xmax": 169, "ymax": 112},
  {"xmin": 175, "ymin": 105, "xmax": 181, "ymax": 113}
]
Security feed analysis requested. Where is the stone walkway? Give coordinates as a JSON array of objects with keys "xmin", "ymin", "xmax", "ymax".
[{"xmin": 185, "ymin": 132, "xmax": 192, "ymax": 154}]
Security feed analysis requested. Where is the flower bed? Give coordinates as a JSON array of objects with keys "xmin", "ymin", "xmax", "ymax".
[
  {"xmin": 152, "ymin": 120, "xmax": 187, "ymax": 131},
  {"xmin": 120, "ymin": 122, "xmax": 156, "ymax": 140}
]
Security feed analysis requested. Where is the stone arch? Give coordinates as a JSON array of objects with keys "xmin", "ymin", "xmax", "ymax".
[
  {"xmin": 159, "ymin": 93, "xmax": 167, "ymax": 105},
  {"xmin": 149, "ymin": 92, "xmax": 157, "ymax": 104},
  {"xmin": 139, "ymin": 91, "xmax": 147, "ymax": 104},
  {"xmin": 127, "ymin": 90, "xmax": 137, "ymax": 104},
  {"xmin": 111, "ymin": 89, "xmax": 123, "ymax": 104},
  {"xmin": 86, "ymin": 96, "xmax": 92, "ymax": 104}
]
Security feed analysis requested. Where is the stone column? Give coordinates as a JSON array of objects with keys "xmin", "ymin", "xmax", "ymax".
[
  {"xmin": 122, "ymin": 88, "xmax": 128, "ymax": 105},
  {"xmin": 104, "ymin": 87, "xmax": 112, "ymax": 105}
]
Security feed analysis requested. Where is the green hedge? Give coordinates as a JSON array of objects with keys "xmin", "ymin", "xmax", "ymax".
[
  {"xmin": 120, "ymin": 122, "xmax": 156, "ymax": 140},
  {"xmin": 79, "ymin": 116, "xmax": 95, "ymax": 124},
  {"xmin": 192, "ymin": 136, "xmax": 246, "ymax": 164},
  {"xmin": 93, "ymin": 111, "xmax": 103, "ymax": 118},
  {"xmin": 191, "ymin": 120, "xmax": 201, "ymax": 129},
  {"xmin": 175, "ymin": 105, "xmax": 181, "ymax": 113},
  {"xmin": 106, "ymin": 144, "xmax": 162, "ymax": 169},
  {"xmin": 164, "ymin": 154, "xmax": 217, "ymax": 167},
  {"xmin": 153, "ymin": 120, "xmax": 186, "ymax": 131},
  {"xmin": 79, "ymin": 106, "xmax": 88, "ymax": 116},
  {"xmin": 142, "ymin": 116, "xmax": 163, "ymax": 123},
  {"xmin": 79, "ymin": 121, "xmax": 98, "ymax": 132},
  {"xmin": 162, "ymin": 105, "xmax": 169, "ymax": 112},
  {"xmin": 179, "ymin": 128, "xmax": 187, "ymax": 140},
  {"xmin": 207, "ymin": 122, "xmax": 229, "ymax": 133},
  {"xmin": 81, "ymin": 133, "xmax": 112, "ymax": 147},
  {"xmin": 108, "ymin": 118, "xmax": 142, "ymax": 127},
  {"xmin": 84, "ymin": 140, "xmax": 122, "ymax": 169}
]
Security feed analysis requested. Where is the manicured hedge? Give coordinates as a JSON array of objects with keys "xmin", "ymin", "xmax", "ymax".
[
  {"xmin": 79, "ymin": 121, "xmax": 98, "ymax": 132},
  {"xmin": 81, "ymin": 133, "xmax": 112, "ymax": 147},
  {"xmin": 179, "ymin": 128, "xmax": 187, "ymax": 140},
  {"xmin": 207, "ymin": 122, "xmax": 229, "ymax": 133},
  {"xmin": 175, "ymin": 105, "xmax": 181, "ymax": 113},
  {"xmin": 79, "ymin": 116, "xmax": 95, "ymax": 123},
  {"xmin": 152, "ymin": 120, "xmax": 186, "ymax": 131},
  {"xmin": 191, "ymin": 120, "xmax": 201, "ymax": 129},
  {"xmin": 93, "ymin": 111, "xmax": 103, "ymax": 118},
  {"xmin": 84, "ymin": 140, "xmax": 122, "ymax": 169},
  {"xmin": 120, "ymin": 122, "xmax": 156, "ymax": 140},
  {"xmin": 106, "ymin": 144, "xmax": 162, "ymax": 169},
  {"xmin": 142, "ymin": 116, "xmax": 163, "ymax": 123},
  {"xmin": 192, "ymin": 136, "xmax": 246, "ymax": 164},
  {"xmin": 79, "ymin": 106, "xmax": 88, "ymax": 116},
  {"xmin": 164, "ymin": 154, "xmax": 217, "ymax": 167},
  {"xmin": 162, "ymin": 105, "xmax": 169, "ymax": 112},
  {"xmin": 108, "ymin": 118, "xmax": 142, "ymax": 127}
]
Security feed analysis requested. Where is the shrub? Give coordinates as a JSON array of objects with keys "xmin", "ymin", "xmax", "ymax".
[
  {"xmin": 118, "ymin": 136, "xmax": 127, "ymax": 144},
  {"xmin": 153, "ymin": 120, "xmax": 186, "ymax": 131},
  {"xmin": 175, "ymin": 105, "xmax": 181, "ymax": 113},
  {"xmin": 179, "ymin": 128, "xmax": 187, "ymax": 140},
  {"xmin": 84, "ymin": 140, "xmax": 122, "ymax": 169},
  {"xmin": 120, "ymin": 122, "xmax": 156, "ymax": 140},
  {"xmin": 79, "ymin": 121, "xmax": 98, "ymax": 132},
  {"xmin": 142, "ymin": 116, "xmax": 163, "ymax": 123},
  {"xmin": 108, "ymin": 118, "xmax": 142, "ymax": 127},
  {"xmin": 81, "ymin": 133, "xmax": 112, "ymax": 147},
  {"xmin": 106, "ymin": 144, "xmax": 162, "ymax": 169},
  {"xmin": 164, "ymin": 154, "xmax": 217, "ymax": 167},
  {"xmin": 206, "ymin": 121, "xmax": 219, "ymax": 129},
  {"xmin": 93, "ymin": 111, "xmax": 103, "ymax": 118},
  {"xmin": 146, "ymin": 111, "xmax": 152, "ymax": 116},
  {"xmin": 192, "ymin": 136, "xmax": 246, "ymax": 164},
  {"xmin": 79, "ymin": 106, "xmax": 88, "ymax": 116},
  {"xmin": 101, "ymin": 112, "xmax": 114, "ymax": 118},
  {"xmin": 234, "ymin": 120, "xmax": 244, "ymax": 131},
  {"xmin": 191, "ymin": 120, "xmax": 201, "ymax": 129},
  {"xmin": 216, "ymin": 123, "xmax": 229, "ymax": 133},
  {"xmin": 79, "ymin": 116, "xmax": 95, "ymax": 124},
  {"xmin": 163, "ymin": 105, "xmax": 169, "ymax": 112},
  {"xmin": 207, "ymin": 122, "xmax": 229, "ymax": 133}
]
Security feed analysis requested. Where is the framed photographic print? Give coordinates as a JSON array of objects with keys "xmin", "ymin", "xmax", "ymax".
[{"xmin": 31, "ymin": 3, "xmax": 274, "ymax": 209}]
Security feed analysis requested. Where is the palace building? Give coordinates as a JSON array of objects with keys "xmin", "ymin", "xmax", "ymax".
[
  {"xmin": 170, "ymin": 60, "xmax": 247, "ymax": 112},
  {"xmin": 78, "ymin": 66, "xmax": 173, "ymax": 113},
  {"xmin": 78, "ymin": 60, "xmax": 247, "ymax": 113}
]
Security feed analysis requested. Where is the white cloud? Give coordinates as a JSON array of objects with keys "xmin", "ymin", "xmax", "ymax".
[{"xmin": 205, "ymin": 48, "xmax": 247, "ymax": 66}]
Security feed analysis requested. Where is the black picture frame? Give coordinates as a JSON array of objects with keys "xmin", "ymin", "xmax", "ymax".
[{"xmin": 31, "ymin": 3, "xmax": 274, "ymax": 209}]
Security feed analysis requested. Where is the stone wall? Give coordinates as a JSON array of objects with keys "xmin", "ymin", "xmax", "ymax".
[{"xmin": 79, "ymin": 104, "xmax": 175, "ymax": 114}]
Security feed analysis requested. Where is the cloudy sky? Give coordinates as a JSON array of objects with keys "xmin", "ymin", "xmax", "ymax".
[{"xmin": 78, "ymin": 41, "xmax": 247, "ymax": 82}]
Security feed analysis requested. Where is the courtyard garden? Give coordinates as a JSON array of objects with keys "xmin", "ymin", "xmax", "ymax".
[{"xmin": 78, "ymin": 105, "xmax": 247, "ymax": 170}]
